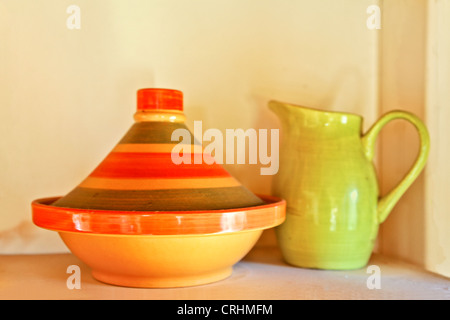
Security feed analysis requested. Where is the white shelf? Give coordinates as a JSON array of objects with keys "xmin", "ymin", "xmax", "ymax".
[{"xmin": 1, "ymin": 246, "xmax": 449, "ymax": 300}]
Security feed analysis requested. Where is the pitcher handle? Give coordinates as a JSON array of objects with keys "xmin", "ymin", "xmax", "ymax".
[{"xmin": 361, "ymin": 111, "xmax": 430, "ymax": 224}]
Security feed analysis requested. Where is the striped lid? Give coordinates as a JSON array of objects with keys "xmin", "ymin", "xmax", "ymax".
[
  {"xmin": 48, "ymin": 89, "xmax": 264, "ymax": 212},
  {"xmin": 32, "ymin": 89, "xmax": 285, "ymax": 235}
]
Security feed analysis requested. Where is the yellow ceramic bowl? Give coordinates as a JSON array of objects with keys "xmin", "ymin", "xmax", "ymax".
[
  {"xmin": 60, "ymin": 230, "xmax": 262, "ymax": 288},
  {"xmin": 33, "ymin": 195, "xmax": 285, "ymax": 288}
]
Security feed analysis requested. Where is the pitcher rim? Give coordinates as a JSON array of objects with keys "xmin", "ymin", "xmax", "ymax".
[{"xmin": 269, "ymin": 100, "xmax": 363, "ymax": 120}]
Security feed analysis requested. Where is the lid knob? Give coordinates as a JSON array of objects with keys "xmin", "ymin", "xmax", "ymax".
[{"xmin": 137, "ymin": 88, "xmax": 183, "ymax": 111}]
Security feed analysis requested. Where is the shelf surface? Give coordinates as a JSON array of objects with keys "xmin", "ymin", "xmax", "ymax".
[{"xmin": 1, "ymin": 246, "xmax": 449, "ymax": 300}]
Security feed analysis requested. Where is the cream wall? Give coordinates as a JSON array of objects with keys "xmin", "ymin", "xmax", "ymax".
[
  {"xmin": 0, "ymin": 0, "xmax": 379, "ymax": 253},
  {"xmin": 424, "ymin": 0, "xmax": 450, "ymax": 278},
  {"xmin": 374, "ymin": 0, "xmax": 450, "ymax": 278},
  {"xmin": 377, "ymin": 0, "xmax": 427, "ymax": 269}
]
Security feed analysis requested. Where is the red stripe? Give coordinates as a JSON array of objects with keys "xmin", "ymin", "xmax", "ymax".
[{"xmin": 89, "ymin": 152, "xmax": 230, "ymax": 179}]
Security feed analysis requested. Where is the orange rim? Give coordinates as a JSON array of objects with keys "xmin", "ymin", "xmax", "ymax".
[{"xmin": 32, "ymin": 195, "xmax": 285, "ymax": 235}]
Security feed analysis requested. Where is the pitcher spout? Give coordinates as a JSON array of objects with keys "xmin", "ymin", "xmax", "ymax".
[
  {"xmin": 268, "ymin": 100, "xmax": 297, "ymax": 122},
  {"xmin": 269, "ymin": 100, "xmax": 363, "ymax": 135}
]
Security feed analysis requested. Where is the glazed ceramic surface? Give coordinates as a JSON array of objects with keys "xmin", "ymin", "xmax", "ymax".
[
  {"xmin": 33, "ymin": 195, "xmax": 285, "ymax": 236},
  {"xmin": 269, "ymin": 101, "xmax": 429, "ymax": 270},
  {"xmin": 52, "ymin": 89, "xmax": 264, "ymax": 212},
  {"xmin": 31, "ymin": 89, "xmax": 285, "ymax": 287},
  {"xmin": 59, "ymin": 230, "xmax": 263, "ymax": 288}
]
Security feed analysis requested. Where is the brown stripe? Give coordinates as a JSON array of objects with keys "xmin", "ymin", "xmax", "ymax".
[
  {"xmin": 119, "ymin": 122, "xmax": 201, "ymax": 145},
  {"xmin": 51, "ymin": 186, "xmax": 265, "ymax": 211}
]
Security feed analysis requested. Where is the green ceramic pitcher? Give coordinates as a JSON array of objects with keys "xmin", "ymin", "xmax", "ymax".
[{"xmin": 269, "ymin": 101, "xmax": 430, "ymax": 270}]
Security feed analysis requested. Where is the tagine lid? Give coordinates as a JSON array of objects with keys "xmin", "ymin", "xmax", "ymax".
[{"xmin": 32, "ymin": 88, "xmax": 285, "ymax": 235}]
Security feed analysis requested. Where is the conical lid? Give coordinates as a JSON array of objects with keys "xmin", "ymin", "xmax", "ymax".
[
  {"xmin": 32, "ymin": 89, "xmax": 285, "ymax": 235},
  {"xmin": 52, "ymin": 88, "xmax": 264, "ymax": 211}
]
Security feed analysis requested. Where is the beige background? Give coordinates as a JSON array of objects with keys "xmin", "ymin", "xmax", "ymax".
[
  {"xmin": 1, "ymin": 0, "xmax": 448, "ymax": 279},
  {"xmin": 0, "ymin": 0, "xmax": 379, "ymax": 253},
  {"xmin": 423, "ymin": 0, "xmax": 450, "ymax": 278}
]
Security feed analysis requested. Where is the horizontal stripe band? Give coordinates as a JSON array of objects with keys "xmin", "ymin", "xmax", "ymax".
[
  {"xmin": 51, "ymin": 186, "xmax": 266, "ymax": 211},
  {"xmin": 89, "ymin": 152, "xmax": 226, "ymax": 178},
  {"xmin": 112, "ymin": 143, "xmax": 204, "ymax": 154},
  {"xmin": 133, "ymin": 110, "xmax": 186, "ymax": 123},
  {"xmin": 33, "ymin": 195, "xmax": 286, "ymax": 235},
  {"xmin": 119, "ymin": 122, "xmax": 201, "ymax": 145},
  {"xmin": 79, "ymin": 176, "xmax": 240, "ymax": 190}
]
